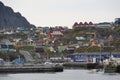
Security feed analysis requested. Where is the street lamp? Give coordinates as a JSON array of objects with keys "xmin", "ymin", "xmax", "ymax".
[
  {"xmin": 99, "ymin": 44, "xmax": 103, "ymax": 64},
  {"xmin": 99, "ymin": 45, "xmax": 102, "ymax": 63}
]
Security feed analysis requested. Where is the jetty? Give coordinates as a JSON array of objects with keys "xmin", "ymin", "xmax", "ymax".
[
  {"xmin": 63, "ymin": 62, "xmax": 102, "ymax": 69},
  {"xmin": 0, "ymin": 63, "xmax": 63, "ymax": 73}
]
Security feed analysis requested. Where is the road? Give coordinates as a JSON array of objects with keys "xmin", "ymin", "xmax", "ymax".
[{"xmin": 19, "ymin": 50, "xmax": 34, "ymax": 62}]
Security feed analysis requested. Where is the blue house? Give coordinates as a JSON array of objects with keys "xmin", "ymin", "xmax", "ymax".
[{"xmin": 69, "ymin": 52, "xmax": 120, "ymax": 63}]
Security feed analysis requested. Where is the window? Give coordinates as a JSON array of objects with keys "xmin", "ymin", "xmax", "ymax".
[
  {"xmin": 1, "ymin": 44, "xmax": 7, "ymax": 48},
  {"xmin": 8, "ymin": 45, "xmax": 14, "ymax": 49}
]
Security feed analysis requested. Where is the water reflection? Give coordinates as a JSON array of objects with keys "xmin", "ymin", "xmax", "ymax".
[
  {"xmin": 0, "ymin": 74, "xmax": 9, "ymax": 77},
  {"xmin": 0, "ymin": 69, "xmax": 120, "ymax": 80}
]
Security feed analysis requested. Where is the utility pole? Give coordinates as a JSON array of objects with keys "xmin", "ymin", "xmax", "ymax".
[{"xmin": 99, "ymin": 45, "xmax": 102, "ymax": 64}]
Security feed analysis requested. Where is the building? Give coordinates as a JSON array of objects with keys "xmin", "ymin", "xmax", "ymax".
[
  {"xmin": 51, "ymin": 31, "xmax": 63, "ymax": 38},
  {"xmin": 72, "ymin": 21, "xmax": 94, "ymax": 28},
  {"xmin": 0, "ymin": 40, "xmax": 16, "ymax": 52},
  {"xmin": 95, "ymin": 22, "xmax": 112, "ymax": 28},
  {"xmin": 70, "ymin": 52, "xmax": 120, "ymax": 62},
  {"xmin": 115, "ymin": 18, "xmax": 120, "ymax": 26}
]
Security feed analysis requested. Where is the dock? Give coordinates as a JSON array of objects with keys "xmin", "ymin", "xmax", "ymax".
[
  {"xmin": 116, "ymin": 65, "xmax": 120, "ymax": 73},
  {"xmin": 63, "ymin": 62, "xmax": 103, "ymax": 69},
  {"xmin": 0, "ymin": 63, "xmax": 63, "ymax": 73}
]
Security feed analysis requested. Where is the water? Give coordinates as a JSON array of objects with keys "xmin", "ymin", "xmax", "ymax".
[{"xmin": 0, "ymin": 69, "xmax": 120, "ymax": 80}]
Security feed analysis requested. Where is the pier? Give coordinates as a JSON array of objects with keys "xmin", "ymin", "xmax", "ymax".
[
  {"xmin": 116, "ymin": 65, "xmax": 120, "ymax": 73},
  {"xmin": 0, "ymin": 63, "xmax": 63, "ymax": 73},
  {"xmin": 63, "ymin": 62, "xmax": 103, "ymax": 69}
]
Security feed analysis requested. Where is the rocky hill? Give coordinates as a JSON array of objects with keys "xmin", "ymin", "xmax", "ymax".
[{"xmin": 0, "ymin": 1, "xmax": 35, "ymax": 29}]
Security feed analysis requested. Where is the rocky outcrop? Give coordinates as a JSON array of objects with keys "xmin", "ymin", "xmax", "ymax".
[{"xmin": 0, "ymin": 1, "xmax": 35, "ymax": 29}]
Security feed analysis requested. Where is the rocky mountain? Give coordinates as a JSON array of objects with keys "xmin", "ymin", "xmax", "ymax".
[{"xmin": 0, "ymin": 1, "xmax": 35, "ymax": 30}]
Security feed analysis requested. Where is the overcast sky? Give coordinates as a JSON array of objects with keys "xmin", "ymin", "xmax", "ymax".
[{"xmin": 1, "ymin": 0, "xmax": 120, "ymax": 28}]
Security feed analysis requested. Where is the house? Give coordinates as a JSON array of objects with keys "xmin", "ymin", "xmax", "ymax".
[
  {"xmin": 72, "ymin": 21, "xmax": 94, "ymax": 28},
  {"xmin": 3, "ymin": 27, "xmax": 14, "ymax": 34},
  {"xmin": 16, "ymin": 27, "xmax": 28, "ymax": 33},
  {"xmin": 0, "ymin": 27, "xmax": 14, "ymax": 34},
  {"xmin": 0, "ymin": 40, "xmax": 16, "ymax": 52},
  {"xmin": 35, "ymin": 40, "xmax": 45, "ymax": 46},
  {"xmin": 76, "ymin": 36, "xmax": 86, "ymax": 41},
  {"xmin": 0, "ymin": 29, "xmax": 5, "ymax": 34},
  {"xmin": 51, "ymin": 31, "xmax": 63, "ymax": 38},
  {"xmin": 94, "ymin": 22, "xmax": 112, "ymax": 28},
  {"xmin": 27, "ymin": 31, "xmax": 36, "ymax": 42},
  {"xmin": 115, "ymin": 18, "xmax": 120, "ymax": 26}
]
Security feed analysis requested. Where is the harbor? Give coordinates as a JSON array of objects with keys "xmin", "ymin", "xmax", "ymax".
[
  {"xmin": 0, "ymin": 51, "xmax": 120, "ymax": 73},
  {"xmin": 63, "ymin": 62, "xmax": 102, "ymax": 69},
  {"xmin": 0, "ymin": 61, "xmax": 119, "ymax": 73},
  {"xmin": 0, "ymin": 0, "xmax": 120, "ymax": 80}
]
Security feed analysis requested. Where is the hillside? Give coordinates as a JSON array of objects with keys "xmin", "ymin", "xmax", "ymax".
[{"xmin": 62, "ymin": 26, "xmax": 120, "ymax": 44}]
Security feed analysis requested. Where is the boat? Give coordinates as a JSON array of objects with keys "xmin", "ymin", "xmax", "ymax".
[
  {"xmin": 104, "ymin": 55, "xmax": 119, "ymax": 73},
  {"xmin": 104, "ymin": 65, "xmax": 117, "ymax": 73}
]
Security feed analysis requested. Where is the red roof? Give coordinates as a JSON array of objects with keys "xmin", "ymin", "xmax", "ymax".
[
  {"xmin": 73, "ymin": 22, "xmax": 79, "ymax": 27},
  {"xmin": 108, "ymin": 35, "xmax": 113, "ymax": 41},
  {"xmin": 36, "ymin": 40, "xmax": 44, "ymax": 43},
  {"xmin": 84, "ymin": 22, "xmax": 88, "ymax": 25},
  {"xmin": 89, "ymin": 22, "xmax": 93, "ymax": 25},
  {"xmin": 79, "ymin": 22, "xmax": 83, "ymax": 26},
  {"xmin": 47, "ymin": 30, "xmax": 52, "ymax": 37}
]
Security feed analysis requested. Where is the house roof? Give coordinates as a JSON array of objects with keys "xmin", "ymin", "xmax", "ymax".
[
  {"xmin": 73, "ymin": 22, "xmax": 79, "ymax": 27},
  {"xmin": 89, "ymin": 22, "xmax": 93, "ymax": 25},
  {"xmin": 36, "ymin": 40, "xmax": 44, "ymax": 43},
  {"xmin": 51, "ymin": 31, "xmax": 63, "ymax": 36},
  {"xmin": 79, "ymin": 22, "xmax": 83, "ymax": 26},
  {"xmin": 84, "ymin": 22, "xmax": 88, "ymax": 25},
  {"xmin": 107, "ymin": 35, "xmax": 114, "ymax": 41}
]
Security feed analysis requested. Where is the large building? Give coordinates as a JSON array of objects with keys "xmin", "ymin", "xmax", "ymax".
[
  {"xmin": 72, "ymin": 21, "xmax": 113, "ymax": 29},
  {"xmin": 94, "ymin": 22, "xmax": 112, "ymax": 28},
  {"xmin": 72, "ymin": 21, "xmax": 94, "ymax": 28},
  {"xmin": 115, "ymin": 18, "xmax": 120, "ymax": 26}
]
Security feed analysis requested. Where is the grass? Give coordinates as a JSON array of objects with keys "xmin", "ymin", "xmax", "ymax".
[{"xmin": 16, "ymin": 45, "xmax": 34, "ymax": 52}]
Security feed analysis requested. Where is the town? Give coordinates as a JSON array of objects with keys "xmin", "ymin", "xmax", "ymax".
[
  {"xmin": 1, "ymin": 0, "xmax": 120, "ymax": 73},
  {"xmin": 1, "ymin": 0, "xmax": 120, "ymax": 80},
  {"xmin": 0, "ymin": 17, "xmax": 120, "ymax": 73}
]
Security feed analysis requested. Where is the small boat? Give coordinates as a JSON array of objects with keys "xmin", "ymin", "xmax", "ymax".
[{"xmin": 104, "ymin": 59, "xmax": 117, "ymax": 73}]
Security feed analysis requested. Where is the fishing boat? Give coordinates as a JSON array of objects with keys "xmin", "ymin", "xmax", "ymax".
[{"xmin": 104, "ymin": 55, "xmax": 120, "ymax": 73}]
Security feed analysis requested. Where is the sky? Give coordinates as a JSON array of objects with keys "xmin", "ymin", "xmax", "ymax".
[{"xmin": 0, "ymin": 0, "xmax": 120, "ymax": 28}]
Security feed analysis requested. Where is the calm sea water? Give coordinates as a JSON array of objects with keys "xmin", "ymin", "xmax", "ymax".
[{"xmin": 0, "ymin": 69, "xmax": 120, "ymax": 80}]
